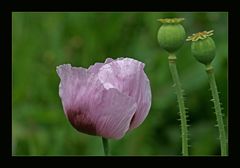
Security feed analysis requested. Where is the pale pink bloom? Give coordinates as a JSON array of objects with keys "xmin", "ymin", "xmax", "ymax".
[{"xmin": 56, "ymin": 58, "xmax": 151, "ymax": 139}]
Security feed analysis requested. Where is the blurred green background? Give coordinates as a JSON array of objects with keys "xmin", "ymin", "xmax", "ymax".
[{"xmin": 12, "ymin": 12, "xmax": 228, "ymax": 156}]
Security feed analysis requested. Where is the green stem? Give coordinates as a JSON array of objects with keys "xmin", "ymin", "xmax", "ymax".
[
  {"xmin": 168, "ymin": 53, "xmax": 189, "ymax": 156},
  {"xmin": 206, "ymin": 64, "xmax": 227, "ymax": 156},
  {"xmin": 102, "ymin": 137, "xmax": 109, "ymax": 156}
]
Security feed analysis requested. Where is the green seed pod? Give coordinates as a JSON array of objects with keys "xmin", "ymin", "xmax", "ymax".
[
  {"xmin": 187, "ymin": 30, "xmax": 216, "ymax": 65},
  {"xmin": 157, "ymin": 18, "xmax": 186, "ymax": 53}
]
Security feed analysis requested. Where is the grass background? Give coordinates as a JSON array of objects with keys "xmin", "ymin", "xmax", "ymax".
[{"xmin": 12, "ymin": 12, "xmax": 228, "ymax": 156}]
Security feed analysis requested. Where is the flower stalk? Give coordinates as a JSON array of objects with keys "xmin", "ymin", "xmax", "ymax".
[
  {"xmin": 168, "ymin": 53, "xmax": 189, "ymax": 156},
  {"xmin": 187, "ymin": 30, "xmax": 227, "ymax": 156},
  {"xmin": 206, "ymin": 64, "xmax": 227, "ymax": 156},
  {"xmin": 102, "ymin": 137, "xmax": 109, "ymax": 156},
  {"xmin": 157, "ymin": 18, "xmax": 189, "ymax": 156}
]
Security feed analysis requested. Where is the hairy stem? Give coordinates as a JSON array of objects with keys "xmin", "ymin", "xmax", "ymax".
[
  {"xmin": 206, "ymin": 64, "xmax": 227, "ymax": 156},
  {"xmin": 102, "ymin": 137, "xmax": 109, "ymax": 156},
  {"xmin": 168, "ymin": 53, "xmax": 189, "ymax": 156}
]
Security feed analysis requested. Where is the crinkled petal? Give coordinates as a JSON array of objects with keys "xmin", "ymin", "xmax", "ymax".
[
  {"xmin": 86, "ymin": 58, "xmax": 116, "ymax": 74},
  {"xmin": 56, "ymin": 63, "xmax": 138, "ymax": 139},
  {"xmin": 98, "ymin": 58, "xmax": 152, "ymax": 130},
  {"xmin": 56, "ymin": 64, "xmax": 87, "ymax": 112},
  {"xmin": 56, "ymin": 57, "xmax": 151, "ymax": 139},
  {"xmin": 128, "ymin": 72, "xmax": 151, "ymax": 130},
  {"xmin": 104, "ymin": 58, "xmax": 114, "ymax": 64},
  {"xmin": 95, "ymin": 88, "xmax": 137, "ymax": 139},
  {"xmin": 87, "ymin": 63, "xmax": 104, "ymax": 74},
  {"xmin": 56, "ymin": 64, "xmax": 105, "ymax": 135}
]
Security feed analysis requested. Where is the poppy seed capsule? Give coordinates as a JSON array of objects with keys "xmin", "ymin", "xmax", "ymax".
[
  {"xmin": 157, "ymin": 18, "xmax": 186, "ymax": 53},
  {"xmin": 187, "ymin": 30, "xmax": 216, "ymax": 65}
]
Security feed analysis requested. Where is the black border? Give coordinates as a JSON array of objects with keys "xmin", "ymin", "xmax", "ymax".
[
  {"xmin": 1, "ymin": 4, "xmax": 12, "ymax": 160},
  {"xmin": 1, "ymin": 0, "xmax": 239, "ymax": 163}
]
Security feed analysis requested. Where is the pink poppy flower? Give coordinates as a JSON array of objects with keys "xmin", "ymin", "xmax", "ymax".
[{"xmin": 56, "ymin": 58, "xmax": 151, "ymax": 139}]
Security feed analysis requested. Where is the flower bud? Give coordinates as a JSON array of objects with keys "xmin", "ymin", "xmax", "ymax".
[
  {"xmin": 157, "ymin": 18, "xmax": 186, "ymax": 53},
  {"xmin": 187, "ymin": 30, "xmax": 216, "ymax": 65}
]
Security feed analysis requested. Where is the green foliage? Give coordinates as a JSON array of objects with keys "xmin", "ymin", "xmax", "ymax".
[{"xmin": 12, "ymin": 12, "xmax": 228, "ymax": 155}]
